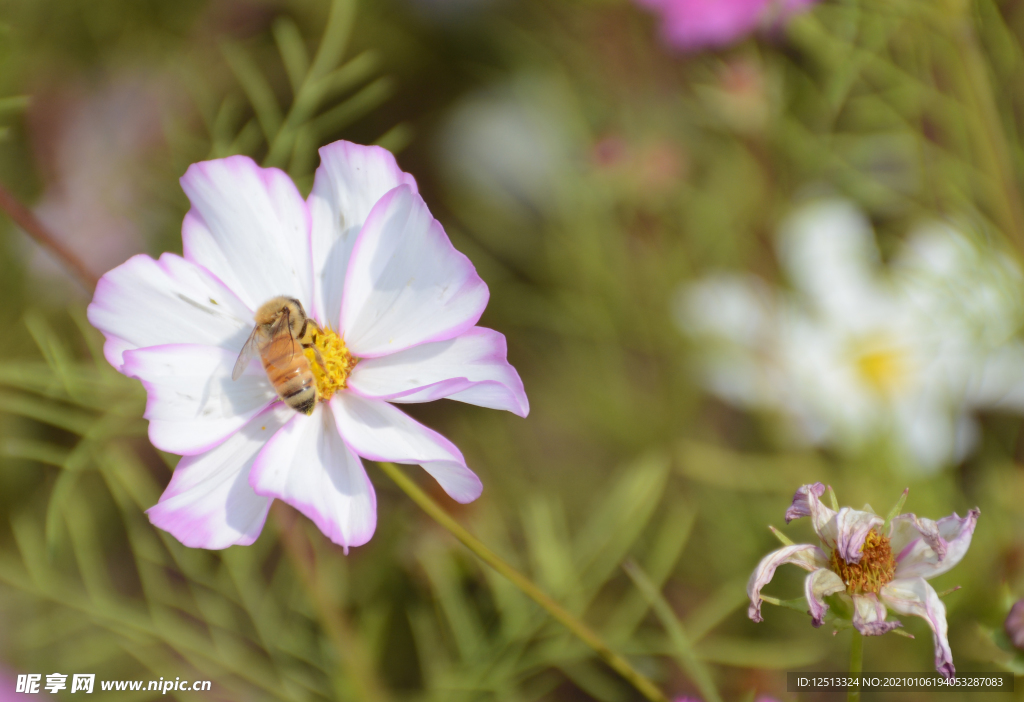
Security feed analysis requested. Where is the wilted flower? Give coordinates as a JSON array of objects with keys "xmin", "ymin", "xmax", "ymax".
[
  {"xmin": 88, "ymin": 141, "xmax": 528, "ymax": 551},
  {"xmin": 1006, "ymin": 600, "xmax": 1024, "ymax": 650},
  {"xmin": 748, "ymin": 483, "xmax": 978, "ymax": 677},
  {"xmin": 678, "ymin": 199, "xmax": 1024, "ymax": 471},
  {"xmin": 636, "ymin": 0, "xmax": 819, "ymax": 52}
]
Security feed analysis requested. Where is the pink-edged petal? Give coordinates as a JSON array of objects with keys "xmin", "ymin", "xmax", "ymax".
[
  {"xmin": 804, "ymin": 568, "xmax": 845, "ymax": 627},
  {"xmin": 891, "ymin": 508, "xmax": 979, "ymax": 580},
  {"xmin": 890, "ymin": 513, "xmax": 946, "ymax": 560},
  {"xmin": 122, "ymin": 344, "xmax": 277, "ymax": 456},
  {"xmin": 747, "ymin": 543, "xmax": 829, "ymax": 622},
  {"xmin": 308, "ymin": 141, "xmax": 418, "ymax": 325},
  {"xmin": 346, "ymin": 327, "xmax": 528, "ymax": 417},
  {"xmin": 331, "ymin": 392, "xmax": 482, "ymax": 503},
  {"xmin": 147, "ymin": 404, "xmax": 293, "ymax": 549},
  {"xmin": 87, "ymin": 253, "xmax": 253, "ymax": 370},
  {"xmin": 880, "ymin": 578, "xmax": 955, "ymax": 677},
  {"xmin": 340, "ymin": 185, "xmax": 489, "ymax": 357},
  {"xmin": 180, "ymin": 155, "xmax": 312, "ymax": 312},
  {"xmin": 250, "ymin": 403, "xmax": 376, "ymax": 553},
  {"xmin": 784, "ymin": 482, "xmax": 838, "ymax": 548},
  {"xmin": 852, "ymin": 593, "xmax": 902, "ymax": 636},
  {"xmin": 785, "ymin": 482, "xmax": 825, "ymax": 523},
  {"xmin": 834, "ymin": 507, "xmax": 884, "ymax": 564}
]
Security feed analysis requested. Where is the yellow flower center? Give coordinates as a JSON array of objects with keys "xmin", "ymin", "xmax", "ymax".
[
  {"xmin": 850, "ymin": 336, "xmax": 911, "ymax": 396},
  {"xmin": 828, "ymin": 530, "xmax": 896, "ymax": 595},
  {"xmin": 304, "ymin": 326, "xmax": 357, "ymax": 402}
]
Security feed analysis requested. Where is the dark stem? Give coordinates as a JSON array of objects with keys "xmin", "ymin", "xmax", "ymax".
[{"xmin": 0, "ymin": 183, "xmax": 99, "ymax": 290}]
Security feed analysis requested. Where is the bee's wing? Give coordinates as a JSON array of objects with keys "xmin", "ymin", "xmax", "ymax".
[
  {"xmin": 232, "ymin": 326, "xmax": 265, "ymax": 381},
  {"xmin": 263, "ymin": 309, "xmax": 302, "ymax": 372}
]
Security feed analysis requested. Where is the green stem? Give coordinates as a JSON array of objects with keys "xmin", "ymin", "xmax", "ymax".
[
  {"xmin": 377, "ymin": 462, "xmax": 668, "ymax": 702},
  {"xmin": 847, "ymin": 629, "xmax": 863, "ymax": 702}
]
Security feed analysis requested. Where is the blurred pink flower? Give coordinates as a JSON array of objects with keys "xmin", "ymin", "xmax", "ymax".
[
  {"xmin": 637, "ymin": 0, "xmax": 819, "ymax": 52},
  {"xmin": 1006, "ymin": 599, "xmax": 1024, "ymax": 649},
  {"xmin": 0, "ymin": 668, "xmax": 17, "ymax": 702},
  {"xmin": 27, "ymin": 74, "xmax": 175, "ymax": 284}
]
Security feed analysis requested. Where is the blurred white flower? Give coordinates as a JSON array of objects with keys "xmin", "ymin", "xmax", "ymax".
[
  {"xmin": 676, "ymin": 199, "xmax": 1024, "ymax": 470},
  {"xmin": 436, "ymin": 80, "xmax": 575, "ymax": 215}
]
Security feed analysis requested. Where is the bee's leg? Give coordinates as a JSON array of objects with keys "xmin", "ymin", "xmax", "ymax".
[
  {"xmin": 305, "ymin": 342, "xmax": 327, "ymax": 371},
  {"xmin": 301, "ymin": 319, "xmax": 323, "ymax": 345}
]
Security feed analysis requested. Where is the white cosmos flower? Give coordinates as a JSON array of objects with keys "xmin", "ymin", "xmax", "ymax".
[
  {"xmin": 677, "ymin": 199, "xmax": 1024, "ymax": 471},
  {"xmin": 748, "ymin": 483, "xmax": 979, "ymax": 677},
  {"xmin": 87, "ymin": 141, "xmax": 529, "ymax": 551}
]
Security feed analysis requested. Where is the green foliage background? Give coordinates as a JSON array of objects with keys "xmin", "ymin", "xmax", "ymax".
[{"xmin": 0, "ymin": 0, "xmax": 1023, "ymax": 700}]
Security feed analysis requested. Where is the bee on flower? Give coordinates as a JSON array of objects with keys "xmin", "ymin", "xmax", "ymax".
[
  {"xmin": 748, "ymin": 482, "xmax": 979, "ymax": 677},
  {"xmin": 677, "ymin": 199, "xmax": 1024, "ymax": 471},
  {"xmin": 87, "ymin": 141, "xmax": 528, "ymax": 552}
]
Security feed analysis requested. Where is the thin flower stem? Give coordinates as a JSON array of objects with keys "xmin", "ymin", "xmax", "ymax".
[
  {"xmin": 847, "ymin": 629, "xmax": 863, "ymax": 702},
  {"xmin": 377, "ymin": 461, "xmax": 669, "ymax": 702},
  {"xmin": 272, "ymin": 505, "xmax": 389, "ymax": 702},
  {"xmin": 0, "ymin": 183, "xmax": 99, "ymax": 290}
]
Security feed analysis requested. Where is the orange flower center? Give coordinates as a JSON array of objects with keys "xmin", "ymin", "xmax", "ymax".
[{"xmin": 828, "ymin": 530, "xmax": 896, "ymax": 594}]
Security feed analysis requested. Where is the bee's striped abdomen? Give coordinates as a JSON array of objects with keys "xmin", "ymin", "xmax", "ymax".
[{"xmin": 262, "ymin": 336, "xmax": 318, "ymax": 415}]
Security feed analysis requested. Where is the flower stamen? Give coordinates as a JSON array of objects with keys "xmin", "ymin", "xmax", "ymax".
[
  {"xmin": 850, "ymin": 335, "xmax": 912, "ymax": 396},
  {"xmin": 304, "ymin": 326, "xmax": 357, "ymax": 402},
  {"xmin": 829, "ymin": 530, "xmax": 896, "ymax": 594}
]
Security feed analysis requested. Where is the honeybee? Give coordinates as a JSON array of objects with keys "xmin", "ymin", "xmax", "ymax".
[{"xmin": 232, "ymin": 297, "xmax": 325, "ymax": 415}]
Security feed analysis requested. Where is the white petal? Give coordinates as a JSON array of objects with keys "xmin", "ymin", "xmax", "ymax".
[
  {"xmin": 747, "ymin": 544, "xmax": 829, "ymax": 623},
  {"xmin": 805, "ymin": 568, "xmax": 845, "ymax": 627},
  {"xmin": 346, "ymin": 327, "xmax": 528, "ymax": 416},
  {"xmin": 340, "ymin": 185, "xmax": 489, "ymax": 357},
  {"xmin": 891, "ymin": 508, "xmax": 979, "ymax": 580},
  {"xmin": 777, "ymin": 199, "xmax": 882, "ymax": 320},
  {"xmin": 892, "ymin": 394, "xmax": 957, "ymax": 472},
  {"xmin": 147, "ymin": 404, "xmax": 293, "ymax": 549},
  {"xmin": 834, "ymin": 507, "xmax": 884, "ymax": 564},
  {"xmin": 87, "ymin": 253, "xmax": 253, "ymax": 370},
  {"xmin": 250, "ymin": 403, "xmax": 376, "ymax": 552},
  {"xmin": 881, "ymin": 578, "xmax": 955, "ymax": 677},
  {"xmin": 967, "ymin": 343, "xmax": 1024, "ymax": 411},
  {"xmin": 331, "ymin": 393, "xmax": 482, "ymax": 503},
  {"xmin": 308, "ymin": 141, "xmax": 418, "ymax": 326},
  {"xmin": 122, "ymin": 344, "xmax": 278, "ymax": 456},
  {"xmin": 674, "ymin": 274, "xmax": 773, "ymax": 347},
  {"xmin": 852, "ymin": 593, "xmax": 902, "ymax": 635},
  {"xmin": 180, "ymin": 155, "xmax": 313, "ymax": 312}
]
